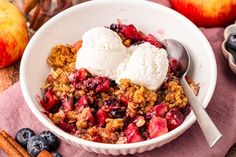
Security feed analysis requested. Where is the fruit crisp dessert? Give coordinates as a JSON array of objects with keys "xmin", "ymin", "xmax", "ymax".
[{"xmin": 39, "ymin": 23, "xmax": 199, "ymax": 144}]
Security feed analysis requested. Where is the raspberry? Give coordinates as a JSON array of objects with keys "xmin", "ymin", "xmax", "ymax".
[
  {"xmin": 61, "ymin": 96, "xmax": 73, "ymax": 112},
  {"xmin": 119, "ymin": 24, "xmax": 144, "ymax": 41},
  {"xmin": 148, "ymin": 116, "xmax": 168, "ymax": 139},
  {"xmin": 95, "ymin": 79, "xmax": 110, "ymax": 93},
  {"xmin": 72, "ymin": 68, "xmax": 91, "ymax": 88},
  {"xmin": 84, "ymin": 107, "xmax": 95, "ymax": 127},
  {"xmin": 169, "ymin": 58, "xmax": 180, "ymax": 73},
  {"xmin": 76, "ymin": 68, "xmax": 91, "ymax": 81},
  {"xmin": 124, "ymin": 123, "xmax": 142, "ymax": 143},
  {"xmin": 165, "ymin": 108, "xmax": 185, "ymax": 130},
  {"xmin": 119, "ymin": 96, "xmax": 128, "ymax": 106},
  {"xmin": 58, "ymin": 121, "xmax": 76, "ymax": 133},
  {"xmin": 96, "ymin": 109, "xmax": 110, "ymax": 127},
  {"xmin": 146, "ymin": 103, "xmax": 168, "ymax": 119},
  {"xmin": 40, "ymin": 90, "xmax": 59, "ymax": 112},
  {"xmin": 92, "ymin": 135, "xmax": 102, "ymax": 142},
  {"xmin": 144, "ymin": 34, "xmax": 163, "ymax": 48},
  {"xmin": 75, "ymin": 95, "xmax": 88, "ymax": 112}
]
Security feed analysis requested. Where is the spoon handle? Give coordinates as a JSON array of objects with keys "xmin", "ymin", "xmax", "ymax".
[{"xmin": 180, "ymin": 78, "xmax": 222, "ymax": 147}]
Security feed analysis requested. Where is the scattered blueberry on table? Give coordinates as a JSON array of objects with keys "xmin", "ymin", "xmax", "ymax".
[
  {"xmin": 15, "ymin": 128, "xmax": 62, "ymax": 157},
  {"xmin": 39, "ymin": 131, "xmax": 60, "ymax": 151},
  {"xmin": 51, "ymin": 151, "xmax": 63, "ymax": 157},
  {"xmin": 27, "ymin": 135, "xmax": 50, "ymax": 157},
  {"xmin": 15, "ymin": 128, "xmax": 35, "ymax": 148},
  {"xmin": 225, "ymin": 33, "xmax": 236, "ymax": 61}
]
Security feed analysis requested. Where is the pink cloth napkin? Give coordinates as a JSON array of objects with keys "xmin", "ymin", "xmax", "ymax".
[{"xmin": 1, "ymin": 1, "xmax": 236, "ymax": 157}]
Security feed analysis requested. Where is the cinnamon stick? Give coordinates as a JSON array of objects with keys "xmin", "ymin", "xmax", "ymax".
[
  {"xmin": 23, "ymin": 0, "xmax": 39, "ymax": 15},
  {"xmin": 31, "ymin": 0, "xmax": 52, "ymax": 30},
  {"xmin": 52, "ymin": 0, "xmax": 73, "ymax": 16},
  {"xmin": 0, "ymin": 130, "xmax": 30, "ymax": 157},
  {"xmin": 29, "ymin": 3, "xmax": 41, "ymax": 29},
  {"xmin": 37, "ymin": 150, "xmax": 54, "ymax": 157},
  {"xmin": 0, "ymin": 132, "xmax": 23, "ymax": 157}
]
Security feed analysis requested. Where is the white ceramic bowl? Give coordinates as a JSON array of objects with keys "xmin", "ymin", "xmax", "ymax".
[
  {"xmin": 221, "ymin": 21, "xmax": 236, "ymax": 74},
  {"xmin": 20, "ymin": 0, "xmax": 217, "ymax": 155}
]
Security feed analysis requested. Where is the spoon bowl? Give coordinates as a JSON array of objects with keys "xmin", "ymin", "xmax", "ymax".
[
  {"xmin": 163, "ymin": 39, "xmax": 222, "ymax": 147},
  {"xmin": 162, "ymin": 39, "xmax": 189, "ymax": 76}
]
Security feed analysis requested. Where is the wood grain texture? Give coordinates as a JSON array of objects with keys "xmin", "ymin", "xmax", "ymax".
[
  {"xmin": 0, "ymin": 60, "xmax": 20, "ymax": 93},
  {"xmin": 226, "ymin": 144, "xmax": 236, "ymax": 157}
]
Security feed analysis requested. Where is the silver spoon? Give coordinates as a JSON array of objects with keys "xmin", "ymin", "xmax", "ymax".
[{"xmin": 162, "ymin": 39, "xmax": 222, "ymax": 147}]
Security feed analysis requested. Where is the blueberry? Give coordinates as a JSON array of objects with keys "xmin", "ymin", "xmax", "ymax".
[
  {"xmin": 110, "ymin": 23, "xmax": 118, "ymax": 32},
  {"xmin": 226, "ymin": 33, "xmax": 236, "ymax": 61},
  {"xmin": 86, "ymin": 78, "xmax": 98, "ymax": 90},
  {"xmin": 51, "ymin": 151, "xmax": 63, "ymax": 157},
  {"xmin": 15, "ymin": 128, "xmax": 35, "ymax": 148},
  {"xmin": 109, "ymin": 80, "xmax": 117, "ymax": 87},
  {"xmin": 39, "ymin": 131, "xmax": 60, "ymax": 150},
  {"xmin": 110, "ymin": 109, "xmax": 125, "ymax": 118},
  {"xmin": 27, "ymin": 135, "xmax": 49, "ymax": 157}
]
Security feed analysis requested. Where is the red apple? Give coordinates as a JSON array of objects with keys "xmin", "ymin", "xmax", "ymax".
[
  {"xmin": 0, "ymin": 0, "xmax": 28, "ymax": 68},
  {"xmin": 170, "ymin": 0, "xmax": 236, "ymax": 27}
]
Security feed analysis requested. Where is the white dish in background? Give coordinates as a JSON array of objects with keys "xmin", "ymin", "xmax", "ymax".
[
  {"xmin": 221, "ymin": 21, "xmax": 236, "ymax": 74},
  {"xmin": 20, "ymin": 0, "xmax": 217, "ymax": 155}
]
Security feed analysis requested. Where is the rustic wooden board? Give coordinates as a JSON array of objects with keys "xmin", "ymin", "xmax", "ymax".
[{"xmin": 0, "ymin": 61, "xmax": 20, "ymax": 93}]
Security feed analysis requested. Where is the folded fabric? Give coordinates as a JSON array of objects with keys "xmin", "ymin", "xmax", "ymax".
[{"xmin": 1, "ymin": 1, "xmax": 236, "ymax": 157}]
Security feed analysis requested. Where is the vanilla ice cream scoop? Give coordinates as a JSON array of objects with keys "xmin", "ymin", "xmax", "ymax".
[
  {"xmin": 76, "ymin": 27, "xmax": 127, "ymax": 79},
  {"xmin": 117, "ymin": 42, "xmax": 169, "ymax": 90}
]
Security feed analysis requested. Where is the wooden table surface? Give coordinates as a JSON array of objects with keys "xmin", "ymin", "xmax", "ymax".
[{"xmin": 0, "ymin": 61, "xmax": 20, "ymax": 93}]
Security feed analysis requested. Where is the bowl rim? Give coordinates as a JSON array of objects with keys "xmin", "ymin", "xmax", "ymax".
[
  {"xmin": 20, "ymin": 0, "xmax": 217, "ymax": 150},
  {"xmin": 221, "ymin": 21, "xmax": 236, "ymax": 74}
]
